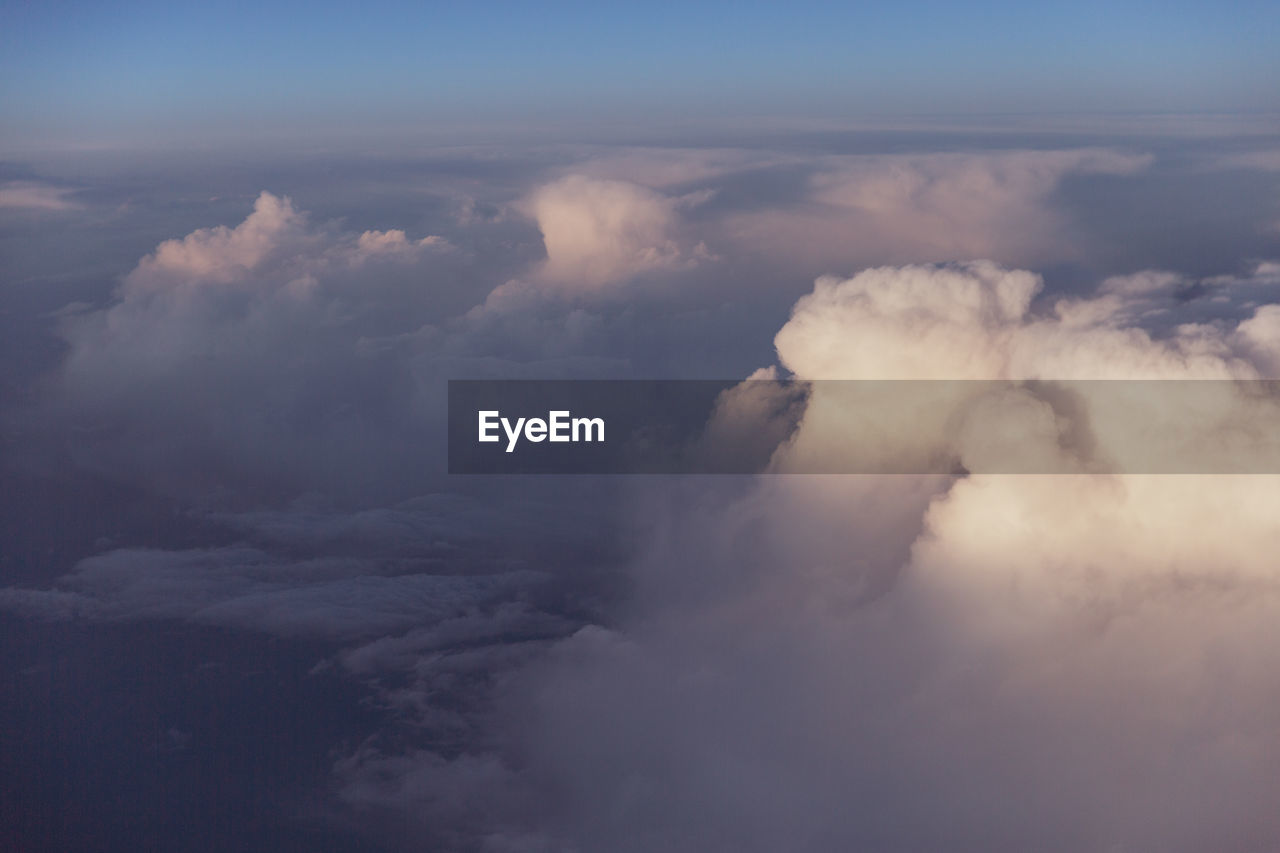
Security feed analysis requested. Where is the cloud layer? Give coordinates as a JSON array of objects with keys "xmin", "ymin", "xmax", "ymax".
[
  {"xmin": 4, "ymin": 136, "xmax": 1280, "ymax": 852},
  {"xmin": 485, "ymin": 261, "xmax": 1280, "ymax": 851},
  {"xmin": 0, "ymin": 180, "xmax": 81, "ymax": 211},
  {"xmin": 725, "ymin": 149, "xmax": 1151, "ymax": 268}
]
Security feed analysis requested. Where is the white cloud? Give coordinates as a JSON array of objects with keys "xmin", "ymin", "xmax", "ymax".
[
  {"xmin": 774, "ymin": 260, "xmax": 1265, "ymax": 381},
  {"xmin": 525, "ymin": 175, "xmax": 711, "ymax": 288},
  {"xmin": 32, "ymin": 192, "xmax": 481, "ymax": 498},
  {"xmin": 127, "ymin": 190, "xmax": 448, "ymax": 292},
  {"xmin": 356, "ymin": 228, "xmax": 447, "ymax": 257},
  {"xmin": 766, "ymin": 262, "xmax": 1280, "ymax": 477},
  {"xmin": 470, "ymin": 260, "xmax": 1280, "ymax": 851},
  {"xmin": 131, "ymin": 191, "xmax": 307, "ymax": 285}
]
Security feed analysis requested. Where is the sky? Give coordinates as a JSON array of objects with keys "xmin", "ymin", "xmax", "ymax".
[
  {"xmin": 2, "ymin": 0, "xmax": 1278, "ymax": 148},
  {"xmin": 3, "ymin": 3, "xmax": 1280, "ymax": 853}
]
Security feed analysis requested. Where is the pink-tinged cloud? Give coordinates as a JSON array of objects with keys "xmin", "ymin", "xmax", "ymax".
[
  {"xmin": 480, "ymin": 261, "xmax": 1280, "ymax": 851},
  {"xmin": 722, "ymin": 149, "xmax": 1152, "ymax": 268},
  {"xmin": 525, "ymin": 175, "xmax": 711, "ymax": 288},
  {"xmin": 0, "ymin": 181, "xmax": 81, "ymax": 211}
]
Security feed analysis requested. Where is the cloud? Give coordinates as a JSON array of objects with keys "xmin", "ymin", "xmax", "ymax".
[
  {"xmin": 0, "ymin": 180, "xmax": 81, "ymax": 211},
  {"xmin": 765, "ymin": 262, "xmax": 1280, "ymax": 478},
  {"xmin": 395, "ymin": 260, "xmax": 1280, "ymax": 852},
  {"xmin": 334, "ymin": 748, "xmax": 547, "ymax": 852},
  {"xmin": 524, "ymin": 175, "xmax": 711, "ymax": 288},
  {"xmin": 126, "ymin": 190, "xmax": 449, "ymax": 291},
  {"xmin": 17, "ymin": 150, "xmax": 1180, "ymax": 506},
  {"xmin": 1215, "ymin": 149, "xmax": 1280, "ymax": 172},
  {"xmin": 774, "ymin": 260, "xmax": 1270, "ymax": 381},
  {"xmin": 0, "ymin": 544, "xmax": 544, "ymax": 640},
  {"xmin": 356, "ymin": 228, "xmax": 446, "ymax": 256},
  {"xmin": 7, "ymin": 145, "xmax": 1280, "ymax": 852},
  {"xmin": 59, "ymin": 191, "xmax": 450, "ymax": 390},
  {"xmin": 27, "ymin": 191, "xmax": 500, "ymax": 500},
  {"xmin": 129, "ymin": 191, "xmax": 308, "ymax": 285},
  {"xmin": 561, "ymin": 147, "xmax": 776, "ymax": 189},
  {"xmin": 27, "ymin": 187, "xmax": 714, "ymax": 503},
  {"xmin": 722, "ymin": 149, "xmax": 1152, "ymax": 268}
]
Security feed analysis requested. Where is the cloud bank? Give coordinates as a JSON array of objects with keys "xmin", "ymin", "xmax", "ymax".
[
  {"xmin": 5, "ymin": 137, "xmax": 1280, "ymax": 852},
  {"xmin": 725, "ymin": 149, "xmax": 1151, "ymax": 267},
  {"xmin": 329, "ymin": 260, "xmax": 1280, "ymax": 852},
  {"xmin": 0, "ymin": 180, "xmax": 81, "ymax": 211}
]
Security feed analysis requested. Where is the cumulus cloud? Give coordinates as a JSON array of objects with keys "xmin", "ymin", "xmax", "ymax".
[
  {"xmin": 29, "ymin": 186, "xmax": 714, "ymax": 500},
  {"xmin": 525, "ymin": 175, "xmax": 711, "ymax": 288},
  {"xmin": 774, "ymin": 260, "xmax": 1273, "ymax": 381},
  {"xmin": 128, "ymin": 191, "xmax": 308, "ymax": 285},
  {"xmin": 121, "ymin": 253, "xmax": 1278, "ymax": 852},
  {"xmin": 8, "ymin": 143, "xmax": 1280, "ymax": 852},
  {"xmin": 28, "ymin": 191, "xmax": 496, "ymax": 499},
  {"xmin": 60, "ymin": 190, "xmax": 451, "ymax": 389},
  {"xmin": 125, "ymin": 190, "xmax": 448, "ymax": 291},
  {"xmin": 765, "ymin": 261, "xmax": 1280, "ymax": 475},
  {"xmin": 356, "ymin": 228, "xmax": 446, "ymax": 257},
  {"xmin": 379, "ymin": 260, "xmax": 1280, "ymax": 852}
]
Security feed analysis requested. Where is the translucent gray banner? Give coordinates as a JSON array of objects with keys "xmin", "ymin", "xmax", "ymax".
[{"xmin": 447, "ymin": 379, "xmax": 1280, "ymax": 474}]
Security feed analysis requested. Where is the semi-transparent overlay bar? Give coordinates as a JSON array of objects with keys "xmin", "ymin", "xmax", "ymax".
[{"xmin": 447, "ymin": 379, "xmax": 1280, "ymax": 474}]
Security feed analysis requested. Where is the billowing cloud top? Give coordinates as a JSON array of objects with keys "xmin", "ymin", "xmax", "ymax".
[
  {"xmin": 526, "ymin": 175, "xmax": 709, "ymax": 288},
  {"xmin": 775, "ymin": 260, "xmax": 1274, "ymax": 381}
]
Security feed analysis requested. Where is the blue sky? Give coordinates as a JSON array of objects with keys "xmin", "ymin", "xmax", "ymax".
[{"xmin": 3, "ymin": 0, "xmax": 1277, "ymax": 145}]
